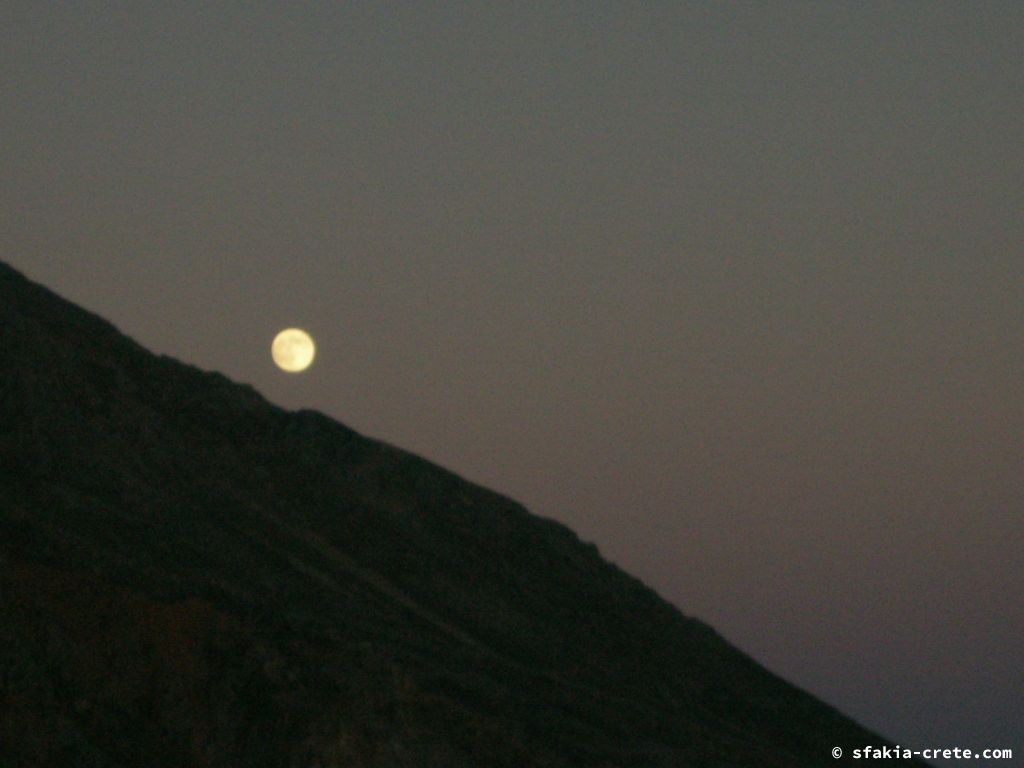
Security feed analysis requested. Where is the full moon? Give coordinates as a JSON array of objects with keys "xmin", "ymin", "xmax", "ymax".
[{"xmin": 271, "ymin": 328, "xmax": 316, "ymax": 373}]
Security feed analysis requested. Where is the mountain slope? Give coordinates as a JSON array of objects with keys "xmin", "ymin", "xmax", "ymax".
[{"xmin": 0, "ymin": 261, "xmax": 918, "ymax": 766}]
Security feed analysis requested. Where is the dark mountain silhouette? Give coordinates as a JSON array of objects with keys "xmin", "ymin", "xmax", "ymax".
[{"xmin": 0, "ymin": 261, "xmax": 922, "ymax": 767}]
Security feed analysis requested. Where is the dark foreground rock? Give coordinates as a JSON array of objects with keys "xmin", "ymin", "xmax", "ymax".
[{"xmin": 0, "ymin": 261, "xmax": 922, "ymax": 766}]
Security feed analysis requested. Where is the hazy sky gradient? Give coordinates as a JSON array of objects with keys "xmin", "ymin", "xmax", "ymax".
[{"xmin": 4, "ymin": 2, "xmax": 1022, "ymax": 753}]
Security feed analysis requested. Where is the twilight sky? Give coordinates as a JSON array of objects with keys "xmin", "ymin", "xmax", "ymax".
[{"xmin": 3, "ymin": 1, "xmax": 1022, "ymax": 754}]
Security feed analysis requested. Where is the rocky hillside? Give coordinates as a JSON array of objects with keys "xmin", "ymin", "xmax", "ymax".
[{"xmin": 0, "ymin": 261, "xmax": 921, "ymax": 766}]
